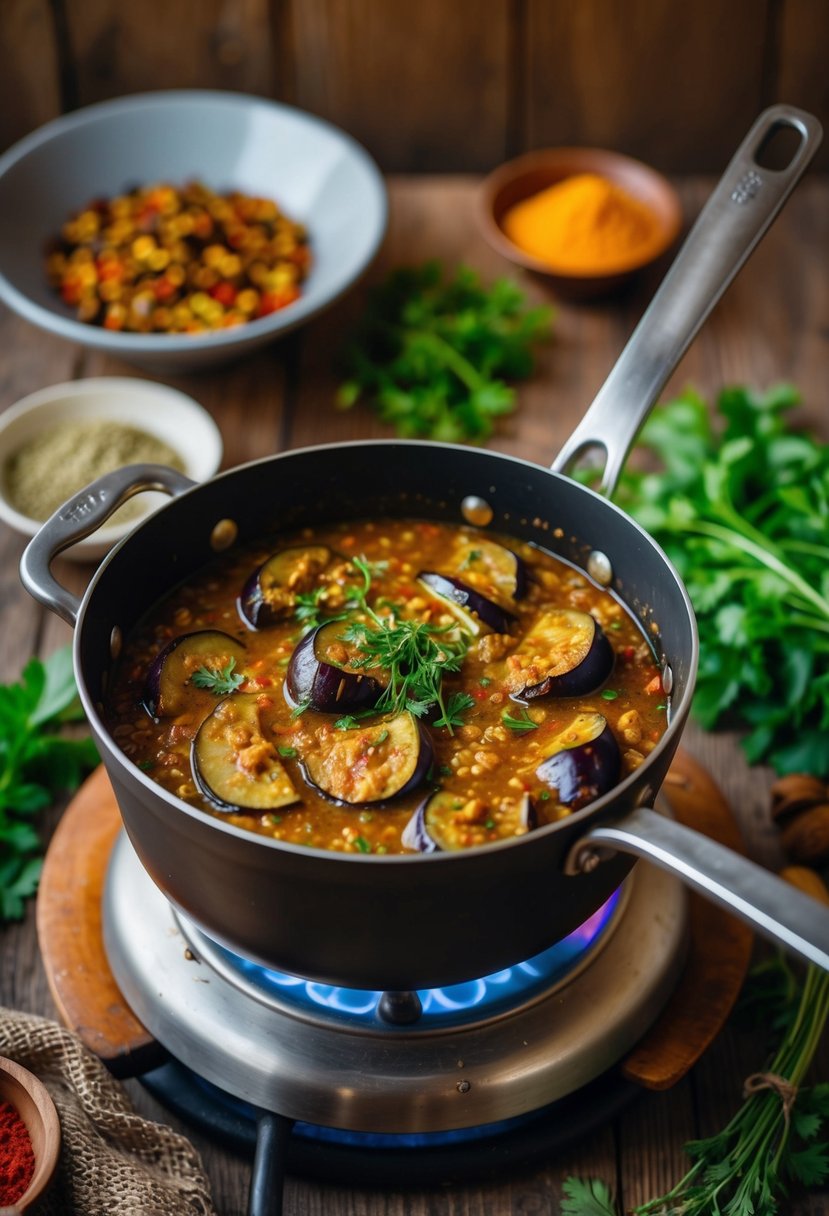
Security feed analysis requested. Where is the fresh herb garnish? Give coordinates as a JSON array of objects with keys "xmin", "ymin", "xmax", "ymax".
[
  {"xmin": 561, "ymin": 1177, "xmax": 618, "ymax": 1216},
  {"xmin": 433, "ymin": 692, "xmax": 475, "ymax": 730},
  {"xmin": 191, "ymin": 657, "xmax": 245, "ymax": 697},
  {"xmin": 353, "ymin": 836, "xmax": 372, "ymax": 854},
  {"xmin": 336, "ymin": 262, "xmax": 552, "ymax": 443},
  {"xmin": 501, "ymin": 707, "xmax": 538, "ymax": 732},
  {"xmin": 278, "ymin": 746, "xmax": 298, "ymax": 758},
  {"xmin": 600, "ymin": 688, "xmax": 619, "ymax": 701},
  {"xmin": 374, "ymin": 729, "xmax": 390, "ymax": 745},
  {"xmin": 0, "ymin": 647, "xmax": 98, "ymax": 921},
  {"xmin": 294, "ymin": 585, "xmax": 328, "ymax": 630},
  {"xmin": 459, "ymin": 548, "xmax": 482, "ymax": 570},
  {"xmin": 479, "ymin": 676, "xmax": 492, "ymax": 687},
  {"xmin": 341, "ymin": 556, "xmax": 470, "ymax": 733},
  {"xmin": 616, "ymin": 385, "xmax": 829, "ymax": 777},
  {"xmin": 635, "ymin": 951, "xmax": 829, "ymax": 1216}
]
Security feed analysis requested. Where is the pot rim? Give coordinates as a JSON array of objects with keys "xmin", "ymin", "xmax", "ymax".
[{"xmin": 72, "ymin": 437, "xmax": 699, "ymax": 866}]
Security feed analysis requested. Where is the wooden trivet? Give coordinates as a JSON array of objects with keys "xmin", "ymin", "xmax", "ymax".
[{"xmin": 36, "ymin": 751, "xmax": 753, "ymax": 1087}]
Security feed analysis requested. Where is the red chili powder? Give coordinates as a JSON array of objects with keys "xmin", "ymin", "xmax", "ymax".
[{"xmin": 0, "ymin": 1099, "xmax": 35, "ymax": 1204}]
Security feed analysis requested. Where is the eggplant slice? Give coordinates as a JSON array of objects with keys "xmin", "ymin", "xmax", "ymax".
[
  {"xmin": 143, "ymin": 630, "xmax": 247, "ymax": 718},
  {"xmin": 535, "ymin": 712, "xmax": 621, "ymax": 809},
  {"xmin": 238, "ymin": 545, "xmax": 333, "ymax": 629},
  {"xmin": 418, "ymin": 571, "xmax": 517, "ymax": 635},
  {"xmin": 286, "ymin": 620, "xmax": 386, "ymax": 712},
  {"xmin": 192, "ymin": 693, "xmax": 300, "ymax": 812},
  {"xmin": 505, "ymin": 609, "xmax": 614, "ymax": 699},
  {"xmin": 303, "ymin": 711, "xmax": 433, "ymax": 805},
  {"xmin": 451, "ymin": 537, "xmax": 528, "ymax": 602},
  {"xmin": 403, "ymin": 790, "xmax": 535, "ymax": 853}
]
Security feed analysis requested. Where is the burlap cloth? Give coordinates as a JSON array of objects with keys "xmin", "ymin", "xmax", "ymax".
[{"xmin": 0, "ymin": 1006, "xmax": 216, "ymax": 1215}]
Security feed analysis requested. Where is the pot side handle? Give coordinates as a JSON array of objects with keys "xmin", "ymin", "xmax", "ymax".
[
  {"xmin": 551, "ymin": 104, "xmax": 823, "ymax": 497},
  {"xmin": 573, "ymin": 806, "xmax": 829, "ymax": 972},
  {"xmin": 20, "ymin": 463, "xmax": 196, "ymax": 627}
]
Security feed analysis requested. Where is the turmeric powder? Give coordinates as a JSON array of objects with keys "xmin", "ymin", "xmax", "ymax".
[{"xmin": 502, "ymin": 173, "xmax": 663, "ymax": 274}]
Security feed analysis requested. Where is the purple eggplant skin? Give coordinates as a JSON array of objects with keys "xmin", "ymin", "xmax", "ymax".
[
  {"xmin": 509, "ymin": 610, "xmax": 615, "ymax": 701},
  {"xmin": 302, "ymin": 712, "xmax": 434, "ymax": 806},
  {"xmin": 192, "ymin": 694, "xmax": 300, "ymax": 814},
  {"xmin": 418, "ymin": 571, "xmax": 517, "ymax": 634},
  {"xmin": 142, "ymin": 630, "xmax": 247, "ymax": 719},
  {"xmin": 286, "ymin": 623, "xmax": 384, "ymax": 713},
  {"xmin": 238, "ymin": 545, "xmax": 332, "ymax": 630},
  {"xmin": 535, "ymin": 715, "xmax": 621, "ymax": 810},
  {"xmin": 403, "ymin": 790, "xmax": 535, "ymax": 853}
]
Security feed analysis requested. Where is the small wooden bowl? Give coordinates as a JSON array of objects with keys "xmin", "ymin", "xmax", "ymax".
[
  {"xmin": 479, "ymin": 147, "xmax": 683, "ymax": 300},
  {"xmin": 0, "ymin": 1055, "xmax": 61, "ymax": 1211}
]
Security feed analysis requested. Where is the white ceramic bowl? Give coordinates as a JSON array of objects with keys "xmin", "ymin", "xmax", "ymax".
[
  {"xmin": 0, "ymin": 377, "xmax": 222, "ymax": 561},
  {"xmin": 0, "ymin": 91, "xmax": 387, "ymax": 372}
]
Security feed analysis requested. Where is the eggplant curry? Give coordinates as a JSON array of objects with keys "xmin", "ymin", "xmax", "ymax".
[{"xmin": 106, "ymin": 519, "xmax": 668, "ymax": 854}]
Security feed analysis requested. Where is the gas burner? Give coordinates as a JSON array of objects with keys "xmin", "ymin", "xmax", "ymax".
[{"xmin": 103, "ymin": 832, "xmax": 688, "ymax": 1135}]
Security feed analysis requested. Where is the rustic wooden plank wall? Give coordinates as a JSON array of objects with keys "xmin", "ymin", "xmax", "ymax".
[{"xmin": 1, "ymin": 0, "xmax": 827, "ymax": 171}]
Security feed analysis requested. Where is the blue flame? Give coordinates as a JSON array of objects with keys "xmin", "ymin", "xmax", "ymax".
[{"xmin": 215, "ymin": 891, "xmax": 620, "ymax": 1029}]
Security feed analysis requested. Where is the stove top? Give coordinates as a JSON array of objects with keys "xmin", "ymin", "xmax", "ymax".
[{"xmin": 103, "ymin": 831, "xmax": 688, "ymax": 1134}]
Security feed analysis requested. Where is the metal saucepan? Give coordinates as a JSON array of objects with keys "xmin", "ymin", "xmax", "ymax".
[{"xmin": 21, "ymin": 105, "xmax": 829, "ymax": 989}]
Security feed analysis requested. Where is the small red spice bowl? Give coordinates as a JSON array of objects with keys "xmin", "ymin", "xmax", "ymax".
[
  {"xmin": 478, "ymin": 146, "xmax": 683, "ymax": 300},
  {"xmin": 0, "ymin": 1056, "xmax": 60, "ymax": 1211}
]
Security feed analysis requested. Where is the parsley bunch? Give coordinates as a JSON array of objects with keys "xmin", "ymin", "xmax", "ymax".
[
  {"xmin": 615, "ymin": 384, "xmax": 829, "ymax": 777},
  {"xmin": 0, "ymin": 647, "xmax": 98, "ymax": 920},
  {"xmin": 336, "ymin": 261, "xmax": 552, "ymax": 443}
]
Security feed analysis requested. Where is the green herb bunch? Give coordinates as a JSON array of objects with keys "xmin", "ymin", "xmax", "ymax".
[
  {"xmin": 0, "ymin": 647, "xmax": 98, "ymax": 920},
  {"xmin": 564, "ymin": 953, "xmax": 829, "ymax": 1216},
  {"xmin": 337, "ymin": 261, "xmax": 553, "ymax": 443},
  {"xmin": 635, "ymin": 955, "xmax": 829, "ymax": 1216},
  {"xmin": 615, "ymin": 384, "xmax": 829, "ymax": 777}
]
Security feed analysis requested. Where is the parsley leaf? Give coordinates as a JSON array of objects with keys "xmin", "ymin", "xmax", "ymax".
[
  {"xmin": 501, "ymin": 707, "xmax": 538, "ymax": 731},
  {"xmin": 616, "ymin": 384, "xmax": 829, "ymax": 777},
  {"xmin": 0, "ymin": 646, "xmax": 98, "ymax": 922},
  {"xmin": 336, "ymin": 262, "xmax": 552, "ymax": 443},
  {"xmin": 433, "ymin": 692, "xmax": 475, "ymax": 730},
  {"xmin": 191, "ymin": 657, "xmax": 245, "ymax": 696},
  {"xmin": 561, "ymin": 1177, "xmax": 618, "ymax": 1216}
]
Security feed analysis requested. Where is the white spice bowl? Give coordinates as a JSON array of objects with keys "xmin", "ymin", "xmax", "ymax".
[{"xmin": 0, "ymin": 377, "xmax": 223, "ymax": 562}]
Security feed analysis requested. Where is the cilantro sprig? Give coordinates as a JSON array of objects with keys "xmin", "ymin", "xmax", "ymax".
[
  {"xmin": 337, "ymin": 262, "xmax": 552, "ymax": 443},
  {"xmin": 616, "ymin": 384, "xmax": 829, "ymax": 777},
  {"xmin": 0, "ymin": 647, "xmax": 98, "ymax": 921},
  {"xmin": 339, "ymin": 555, "xmax": 471, "ymax": 733},
  {"xmin": 191, "ymin": 657, "xmax": 245, "ymax": 696}
]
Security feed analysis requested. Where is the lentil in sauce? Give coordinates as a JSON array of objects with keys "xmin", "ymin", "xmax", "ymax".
[{"xmin": 107, "ymin": 519, "xmax": 667, "ymax": 855}]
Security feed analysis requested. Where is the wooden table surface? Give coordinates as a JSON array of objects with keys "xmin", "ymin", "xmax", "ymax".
[{"xmin": 1, "ymin": 175, "xmax": 827, "ymax": 1215}]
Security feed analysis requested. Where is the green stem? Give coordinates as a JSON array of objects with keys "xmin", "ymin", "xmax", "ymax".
[
  {"xmin": 780, "ymin": 538, "xmax": 829, "ymax": 562},
  {"xmin": 686, "ymin": 520, "xmax": 829, "ymax": 621},
  {"xmin": 408, "ymin": 329, "xmax": 485, "ymax": 391}
]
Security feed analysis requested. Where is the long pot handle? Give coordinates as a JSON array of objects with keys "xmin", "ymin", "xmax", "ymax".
[
  {"xmin": 20, "ymin": 463, "xmax": 196, "ymax": 627},
  {"xmin": 572, "ymin": 807, "xmax": 829, "ymax": 971},
  {"xmin": 552, "ymin": 103, "xmax": 823, "ymax": 496}
]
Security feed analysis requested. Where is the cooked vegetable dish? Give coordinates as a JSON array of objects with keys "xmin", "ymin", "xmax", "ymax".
[
  {"xmin": 107, "ymin": 519, "xmax": 668, "ymax": 854},
  {"xmin": 45, "ymin": 181, "xmax": 310, "ymax": 333}
]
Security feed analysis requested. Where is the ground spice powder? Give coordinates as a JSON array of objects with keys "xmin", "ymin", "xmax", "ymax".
[
  {"xmin": 5, "ymin": 419, "xmax": 185, "ymax": 524},
  {"xmin": 0, "ymin": 1098, "xmax": 35, "ymax": 1205},
  {"xmin": 502, "ymin": 172, "xmax": 662, "ymax": 273}
]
